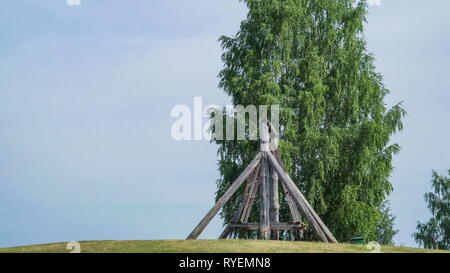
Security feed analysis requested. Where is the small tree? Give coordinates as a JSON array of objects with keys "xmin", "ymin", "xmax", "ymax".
[{"xmin": 413, "ymin": 170, "xmax": 450, "ymax": 250}]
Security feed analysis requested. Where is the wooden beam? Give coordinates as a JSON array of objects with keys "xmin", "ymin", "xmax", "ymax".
[
  {"xmin": 218, "ymin": 225, "xmax": 232, "ymax": 239},
  {"xmin": 272, "ymin": 150, "xmax": 301, "ymax": 223},
  {"xmin": 272, "ymin": 150, "xmax": 301, "ymax": 222},
  {"xmin": 281, "ymin": 182, "xmax": 301, "ymax": 222},
  {"xmin": 259, "ymin": 154, "xmax": 271, "ymax": 240},
  {"xmin": 230, "ymin": 223, "xmax": 305, "ymax": 230},
  {"xmin": 266, "ymin": 152, "xmax": 329, "ymax": 243},
  {"xmin": 287, "ymin": 179, "xmax": 338, "ymax": 243},
  {"xmin": 267, "ymin": 152, "xmax": 338, "ymax": 243},
  {"xmin": 219, "ymin": 166, "xmax": 260, "ymax": 239},
  {"xmin": 240, "ymin": 164, "xmax": 261, "ymax": 222},
  {"xmin": 300, "ymin": 196, "xmax": 338, "ymax": 243},
  {"xmin": 186, "ymin": 152, "xmax": 262, "ymax": 239}
]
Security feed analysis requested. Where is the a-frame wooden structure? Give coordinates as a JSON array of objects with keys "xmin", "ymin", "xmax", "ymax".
[{"xmin": 186, "ymin": 122, "xmax": 338, "ymax": 243}]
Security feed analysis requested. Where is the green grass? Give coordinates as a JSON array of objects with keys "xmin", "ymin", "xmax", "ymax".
[{"xmin": 0, "ymin": 240, "xmax": 448, "ymax": 253}]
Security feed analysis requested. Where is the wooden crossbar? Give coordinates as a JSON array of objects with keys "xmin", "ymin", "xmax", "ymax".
[{"xmin": 230, "ymin": 222, "xmax": 305, "ymax": 230}]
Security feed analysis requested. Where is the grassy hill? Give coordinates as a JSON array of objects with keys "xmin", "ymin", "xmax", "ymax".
[{"xmin": 0, "ymin": 240, "xmax": 448, "ymax": 253}]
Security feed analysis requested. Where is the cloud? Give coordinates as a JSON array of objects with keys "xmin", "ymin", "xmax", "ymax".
[
  {"xmin": 368, "ymin": 0, "xmax": 382, "ymax": 6},
  {"xmin": 66, "ymin": 0, "xmax": 81, "ymax": 6}
]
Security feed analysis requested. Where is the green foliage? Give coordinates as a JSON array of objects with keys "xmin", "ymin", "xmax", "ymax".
[
  {"xmin": 214, "ymin": 0, "xmax": 404, "ymax": 242},
  {"xmin": 413, "ymin": 170, "xmax": 450, "ymax": 250},
  {"xmin": 376, "ymin": 201, "xmax": 398, "ymax": 245}
]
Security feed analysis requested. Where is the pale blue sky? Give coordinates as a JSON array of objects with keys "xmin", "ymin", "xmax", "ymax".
[{"xmin": 0, "ymin": 0, "xmax": 449, "ymax": 248}]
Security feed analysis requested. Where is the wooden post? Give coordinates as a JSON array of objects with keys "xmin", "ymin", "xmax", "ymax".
[
  {"xmin": 259, "ymin": 153, "xmax": 271, "ymax": 240},
  {"xmin": 269, "ymin": 164, "xmax": 280, "ymax": 240},
  {"xmin": 268, "ymin": 122, "xmax": 280, "ymax": 240},
  {"xmin": 186, "ymin": 152, "xmax": 262, "ymax": 239}
]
